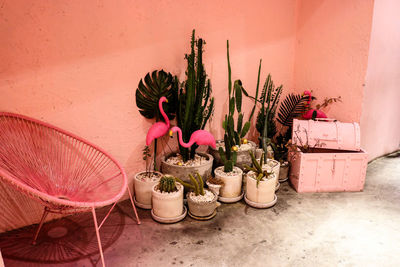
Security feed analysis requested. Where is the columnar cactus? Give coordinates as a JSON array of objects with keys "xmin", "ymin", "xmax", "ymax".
[
  {"xmin": 176, "ymin": 29, "xmax": 214, "ymax": 162},
  {"xmin": 219, "ymin": 40, "xmax": 254, "ymax": 172},
  {"xmin": 175, "ymin": 173, "xmax": 205, "ymax": 196}
]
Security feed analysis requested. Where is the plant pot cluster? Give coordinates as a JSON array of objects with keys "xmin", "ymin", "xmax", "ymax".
[{"xmin": 133, "ymin": 29, "xmax": 334, "ymax": 223}]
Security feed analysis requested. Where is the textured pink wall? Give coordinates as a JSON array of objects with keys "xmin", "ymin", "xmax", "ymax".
[
  {"xmin": 360, "ymin": 0, "xmax": 400, "ymax": 160},
  {"xmin": 0, "ymin": 0, "xmax": 297, "ymax": 175},
  {"xmin": 293, "ymin": 0, "xmax": 374, "ymax": 123},
  {"xmin": 0, "ymin": 0, "xmax": 298, "ymax": 231}
]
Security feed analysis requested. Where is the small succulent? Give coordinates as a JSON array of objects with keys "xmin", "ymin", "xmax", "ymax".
[
  {"xmin": 158, "ymin": 175, "xmax": 179, "ymax": 193},
  {"xmin": 175, "ymin": 173, "xmax": 205, "ymax": 196},
  {"xmin": 244, "ymin": 151, "xmax": 274, "ymax": 187}
]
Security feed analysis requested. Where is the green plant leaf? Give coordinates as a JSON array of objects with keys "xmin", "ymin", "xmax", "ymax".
[
  {"xmin": 234, "ymin": 80, "xmax": 242, "ymax": 113},
  {"xmin": 240, "ymin": 121, "xmax": 251, "ymax": 138},
  {"xmin": 237, "ymin": 113, "xmax": 243, "ymax": 133}
]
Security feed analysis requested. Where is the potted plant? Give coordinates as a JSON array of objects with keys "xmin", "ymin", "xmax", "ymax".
[
  {"xmin": 210, "ymin": 40, "xmax": 256, "ymax": 169},
  {"xmin": 133, "ymin": 146, "xmax": 163, "ymax": 209},
  {"xmin": 214, "ymin": 134, "xmax": 243, "ymax": 202},
  {"xmin": 161, "ymin": 29, "xmax": 215, "ymax": 182},
  {"xmin": 244, "ymin": 151, "xmax": 277, "ymax": 208},
  {"xmin": 178, "ymin": 173, "xmax": 219, "ymax": 220},
  {"xmin": 151, "ymin": 175, "xmax": 186, "ymax": 223},
  {"xmin": 205, "ymin": 176, "xmax": 224, "ymax": 197},
  {"xmin": 134, "ymin": 70, "xmax": 178, "ymax": 208},
  {"xmin": 274, "ymin": 93, "xmax": 312, "ymax": 182}
]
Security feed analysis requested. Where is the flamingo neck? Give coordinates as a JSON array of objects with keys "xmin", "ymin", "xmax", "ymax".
[
  {"xmin": 159, "ymin": 100, "xmax": 170, "ymax": 127},
  {"xmin": 175, "ymin": 128, "xmax": 194, "ymax": 148}
]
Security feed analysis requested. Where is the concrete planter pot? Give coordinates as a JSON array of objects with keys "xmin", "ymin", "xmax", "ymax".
[
  {"xmin": 255, "ymin": 146, "xmax": 274, "ymax": 160},
  {"xmin": 186, "ymin": 190, "xmax": 218, "ymax": 217},
  {"xmin": 246, "ymin": 172, "xmax": 277, "ymax": 204},
  {"xmin": 206, "ymin": 181, "xmax": 222, "ymax": 196},
  {"xmin": 279, "ymin": 161, "xmax": 290, "ymax": 182},
  {"xmin": 210, "ymin": 140, "xmax": 256, "ymax": 169},
  {"xmin": 214, "ymin": 166, "xmax": 243, "ymax": 198},
  {"xmin": 151, "ymin": 183, "xmax": 184, "ymax": 218},
  {"xmin": 161, "ymin": 152, "xmax": 213, "ymax": 183},
  {"xmin": 134, "ymin": 171, "xmax": 162, "ymax": 208}
]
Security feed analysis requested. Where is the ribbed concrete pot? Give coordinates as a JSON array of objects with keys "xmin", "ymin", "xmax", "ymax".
[
  {"xmin": 246, "ymin": 172, "xmax": 277, "ymax": 204},
  {"xmin": 279, "ymin": 162, "xmax": 290, "ymax": 182},
  {"xmin": 152, "ymin": 183, "xmax": 184, "ymax": 218},
  {"xmin": 134, "ymin": 171, "xmax": 162, "ymax": 208},
  {"xmin": 206, "ymin": 181, "xmax": 222, "ymax": 196},
  {"xmin": 214, "ymin": 166, "xmax": 243, "ymax": 198},
  {"xmin": 186, "ymin": 190, "xmax": 218, "ymax": 217},
  {"xmin": 210, "ymin": 140, "xmax": 256, "ymax": 169},
  {"xmin": 161, "ymin": 152, "xmax": 213, "ymax": 183}
]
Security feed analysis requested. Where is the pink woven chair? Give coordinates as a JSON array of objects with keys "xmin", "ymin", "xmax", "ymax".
[{"xmin": 0, "ymin": 112, "xmax": 140, "ymax": 267}]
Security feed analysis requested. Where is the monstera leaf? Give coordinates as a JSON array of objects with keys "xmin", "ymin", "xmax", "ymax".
[
  {"xmin": 276, "ymin": 93, "xmax": 308, "ymax": 127},
  {"xmin": 135, "ymin": 70, "xmax": 178, "ymax": 120}
]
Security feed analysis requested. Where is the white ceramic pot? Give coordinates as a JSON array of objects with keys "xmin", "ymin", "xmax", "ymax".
[
  {"xmin": 261, "ymin": 159, "xmax": 280, "ymax": 190},
  {"xmin": 134, "ymin": 171, "xmax": 162, "ymax": 206},
  {"xmin": 246, "ymin": 171, "xmax": 277, "ymax": 204},
  {"xmin": 214, "ymin": 166, "xmax": 243, "ymax": 198},
  {"xmin": 152, "ymin": 183, "xmax": 184, "ymax": 218},
  {"xmin": 206, "ymin": 181, "xmax": 222, "ymax": 196}
]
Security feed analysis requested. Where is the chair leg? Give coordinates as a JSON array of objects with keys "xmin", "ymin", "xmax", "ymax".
[
  {"xmin": 127, "ymin": 186, "xmax": 141, "ymax": 225},
  {"xmin": 32, "ymin": 207, "xmax": 49, "ymax": 245},
  {"xmin": 92, "ymin": 207, "xmax": 106, "ymax": 267}
]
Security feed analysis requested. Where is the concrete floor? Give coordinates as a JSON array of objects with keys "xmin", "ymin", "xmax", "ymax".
[{"xmin": 2, "ymin": 152, "xmax": 400, "ymax": 267}]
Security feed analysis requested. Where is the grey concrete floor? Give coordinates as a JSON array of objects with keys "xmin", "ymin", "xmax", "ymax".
[{"xmin": 2, "ymin": 153, "xmax": 400, "ymax": 267}]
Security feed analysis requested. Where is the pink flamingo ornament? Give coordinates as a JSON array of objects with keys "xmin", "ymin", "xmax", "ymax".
[
  {"xmin": 146, "ymin": 97, "xmax": 170, "ymax": 146},
  {"xmin": 302, "ymin": 90, "xmax": 328, "ymax": 119},
  {"xmin": 169, "ymin": 126, "xmax": 216, "ymax": 149}
]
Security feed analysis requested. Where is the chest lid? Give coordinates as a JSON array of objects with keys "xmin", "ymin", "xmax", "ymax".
[{"xmin": 292, "ymin": 118, "xmax": 361, "ymax": 151}]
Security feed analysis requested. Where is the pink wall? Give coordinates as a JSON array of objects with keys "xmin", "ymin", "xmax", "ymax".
[
  {"xmin": 360, "ymin": 0, "xmax": 400, "ymax": 160},
  {"xmin": 293, "ymin": 0, "xmax": 374, "ymax": 123},
  {"xmin": 0, "ymin": 0, "xmax": 297, "ymax": 231},
  {"xmin": 0, "ymin": 0, "xmax": 395, "ymax": 231}
]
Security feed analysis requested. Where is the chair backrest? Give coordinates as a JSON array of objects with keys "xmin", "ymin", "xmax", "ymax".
[{"xmin": 0, "ymin": 112, "xmax": 127, "ymax": 208}]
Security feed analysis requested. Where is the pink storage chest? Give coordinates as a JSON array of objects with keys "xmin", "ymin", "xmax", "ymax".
[{"xmin": 289, "ymin": 119, "xmax": 368, "ymax": 193}]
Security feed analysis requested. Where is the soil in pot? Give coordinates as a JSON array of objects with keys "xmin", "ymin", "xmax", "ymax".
[
  {"xmin": 214, "ymin": 166, "xmax": 243, "ymax": 199},
  {"xmin": 210, "ymin": 140, "xmax": 256, "ymax": 169},
  {"xmin": 187, "ymin": 190, "xmax": 218, "ymax": 218},
  {"xmin": 246, "ymin": 171, "xmax": 277, "ymax": 204},
  {"xmin": 134, "ymin": 171, "xmax": 162, "ymax": 207},
  {"xmin": 161, "ymin": 152, "xmax": 213, "ymax": 183},
  {"xmin": 152, "ymin": 183, "xmax": 184, "ymax": 218}
]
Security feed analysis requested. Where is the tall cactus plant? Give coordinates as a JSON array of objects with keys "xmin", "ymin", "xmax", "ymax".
[
  {"xmin": 219, "ymin": 40, "xmax": 255, "ymax": 172},
  {"xmin": 176, "ymin": 30, "xmax": 214, "ymax": 162}
]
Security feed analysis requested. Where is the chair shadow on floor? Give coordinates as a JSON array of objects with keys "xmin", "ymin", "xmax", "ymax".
[{"xmin": 0, "ymin": 204, "xmax": 127, "ymax": 266}]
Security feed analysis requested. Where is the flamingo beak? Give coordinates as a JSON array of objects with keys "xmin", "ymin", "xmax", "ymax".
[
  {"xmin": 169, "ymin": 130, "xmax": 173, "ymax": 137},
  {"xmin": 165, "ymin": 99, "xmax": 168, "ymax": 103}
]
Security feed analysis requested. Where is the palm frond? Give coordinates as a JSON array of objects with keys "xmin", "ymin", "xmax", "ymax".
[{"xmin": 276, "ymin": 93, "xmax": 308, "ymax": 127}]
